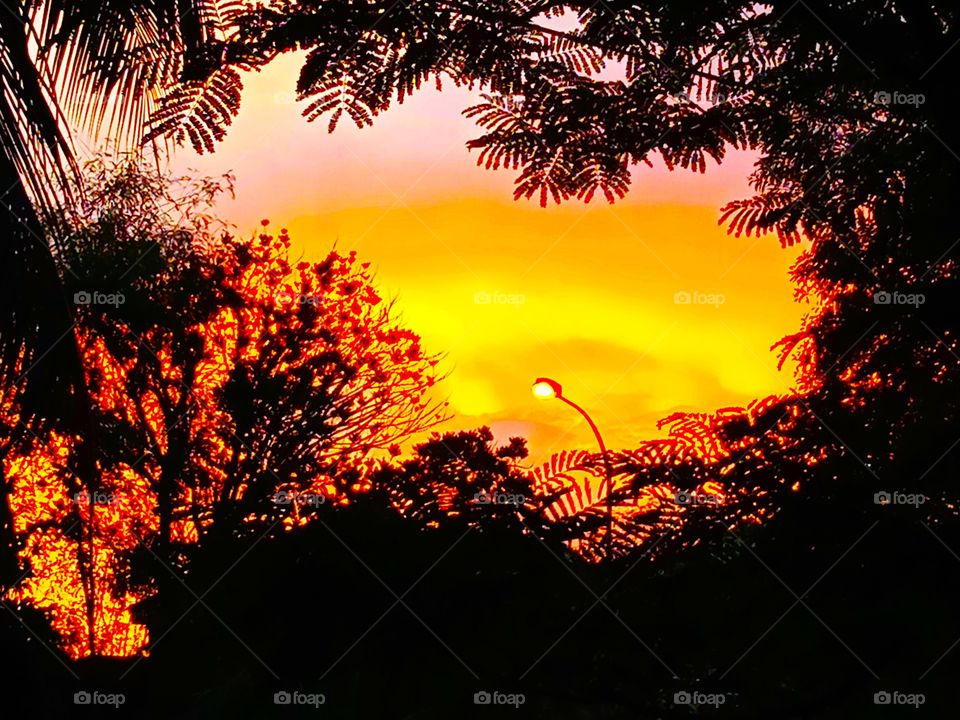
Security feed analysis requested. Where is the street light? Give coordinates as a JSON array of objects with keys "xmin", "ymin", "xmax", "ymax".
[{"xmin": 532, "ymin": 377, "xmax": 614, "ymax": 556}]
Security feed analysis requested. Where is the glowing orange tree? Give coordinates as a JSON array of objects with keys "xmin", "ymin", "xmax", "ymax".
[{"xmin": 1, "ymin": 159, "xmax": 446, "ymax": 658}]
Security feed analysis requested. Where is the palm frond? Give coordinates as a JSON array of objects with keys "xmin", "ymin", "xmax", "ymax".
[
  {"xmin": 35, "ymin": 0, "xmax": 245, "ymax": 148},
  {"xmin": 0, "ymin": 5, "xmax": 86, "ymax": 429}
]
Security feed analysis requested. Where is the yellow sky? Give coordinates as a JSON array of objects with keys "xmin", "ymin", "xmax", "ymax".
[{"xmin": 170, "ymin": 54, "xmax": 805, "ymax": 462}]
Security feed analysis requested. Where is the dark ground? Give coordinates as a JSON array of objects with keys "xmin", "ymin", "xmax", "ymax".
[{"xmin": 3, "ymin": 488, "xmax": 959, "ymax": 719}]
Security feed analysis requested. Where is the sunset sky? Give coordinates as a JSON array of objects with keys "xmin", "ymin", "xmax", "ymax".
[{"xmin": 167, "ymin": 53, "xmax": 805, "ymax": 462}]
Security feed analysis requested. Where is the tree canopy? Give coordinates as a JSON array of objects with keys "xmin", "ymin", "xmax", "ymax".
[
  {"xmin": 146, "ymin": 2, "xmax": 959, "ymax": 457},
  {"xmin": 2, "ymin": 3, "xmax": 959, "ymax": 715},
  {"xmin": 4, "ymin": 159, "xmax": 447, "ymax": 657}
]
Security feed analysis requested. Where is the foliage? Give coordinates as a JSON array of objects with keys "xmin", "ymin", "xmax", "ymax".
[
  {"xmin": 2, "ymin": 8, "xmax": 960, "ymax": 712},
  {"xmin": 1, "ymin": 0, "xmax": 252, "ymax": 426},
  {"xmin": 142, "ymin": 0, "xmax": 959, "ymax": 540},
  {"xmin": 116, "ymin": 4, "xmax": 956, "ymax": 522},
  {"xmin": 6, "ymin": 2, "xmax": 956, "ymax": 572},
  {"xmin": 372, "ymin": 427, "xmax": 536, "ymax": 533},
  {"xmin": 0, "ymin": 0, "xmax": 260, "ymax": 596},
  {"xmin": 2, "ymin": 159, "xmax": 447, "ymax": 657},
  {"xmin": 376, "ymin": 397, "xmax": 822, "ymax": 564}
]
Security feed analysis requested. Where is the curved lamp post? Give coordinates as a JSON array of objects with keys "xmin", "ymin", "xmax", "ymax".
[{"xmin": 532, "ymin": 377, "xmax": 614, "ymax": 556}]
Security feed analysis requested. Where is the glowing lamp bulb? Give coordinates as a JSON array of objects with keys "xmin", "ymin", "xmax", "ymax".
[{"xmin": 532, "ymin": 377, "xmax": 562, "ymax": 399}]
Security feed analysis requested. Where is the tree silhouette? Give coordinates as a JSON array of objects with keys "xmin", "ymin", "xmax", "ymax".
[
  {"xmin": 373, "ymin": 395, "xmax": 825, "ymax": 564},
  {"xmin": 1, "ymin": 0, "xmax": 257, "ymax": 427},
  {"xmin": 138, "ymin": 4, "xmax": 960, "ymax": 508},
  {"xmin": 2, "ymin": 159, "xmax": 446, "ymax": 657},
  {"xmin": 2, "ymin": 4, "xmax": 960, "ymax": 716},
  {"xmin": 372, "ymin": 426, "xmax": 534, "ymax": 532},
  {"xmin": 1, "ymin": 0, "xmax": 258, "ymax": 649},
  {"xmin": 6, "ymin": 2, "xmax": 956, "ymax": 575}
]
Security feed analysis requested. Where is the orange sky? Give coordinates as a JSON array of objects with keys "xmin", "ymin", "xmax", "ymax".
[{"xmin": 168, "ymin": 54, "xmax": 805, "ymax": 462}]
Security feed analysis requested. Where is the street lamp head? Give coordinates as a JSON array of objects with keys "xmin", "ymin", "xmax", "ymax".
[{"xmin": 532, "ymin": 377, "xmax": 563, "ymax": 399}]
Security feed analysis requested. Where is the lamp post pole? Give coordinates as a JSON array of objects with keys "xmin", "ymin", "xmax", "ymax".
[{"xmin": 533, "ymin": 378, "xmax": 614, "ymax": 558}]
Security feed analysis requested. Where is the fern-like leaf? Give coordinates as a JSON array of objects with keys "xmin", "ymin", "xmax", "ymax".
[
  {"xmin": 145, "ymin": 65, "xmax": 243, "ymax": 154},
  {"xmin": 719, "ymin": 191, "xmax": 804, "ymax": 247}
]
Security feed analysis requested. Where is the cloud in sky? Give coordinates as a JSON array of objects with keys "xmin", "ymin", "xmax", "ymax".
[{"xmin": 169, "ymin": 54, "xmax": 805, "ymax": 460}]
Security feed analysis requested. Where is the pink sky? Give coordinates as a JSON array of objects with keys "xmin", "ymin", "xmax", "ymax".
[{"xmin": 165, "ymin": 54, "xmax": 804, "ymax": 461}]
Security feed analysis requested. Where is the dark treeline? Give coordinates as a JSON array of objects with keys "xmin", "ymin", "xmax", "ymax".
[{"xmin": 2, "ymin": 1, "xmax": 960, "ymax": 717}]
